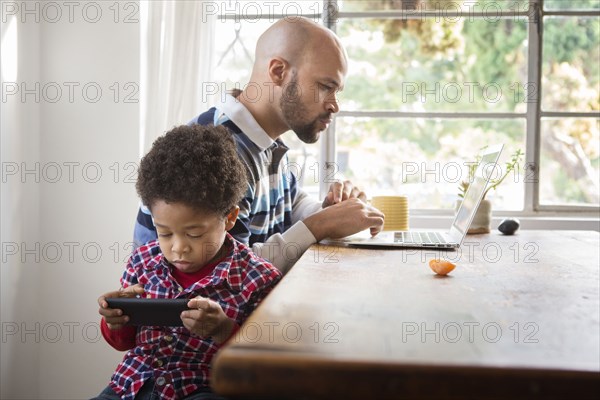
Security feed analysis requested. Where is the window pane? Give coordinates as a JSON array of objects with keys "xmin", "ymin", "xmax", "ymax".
[
  {"xmin": 338, "ymin": 0, "xmax": 530, "ymax": 13},
  {"xmin": 337, "ymin": 17, "xmax": 529, "ymax": 112},
  {"xmin": 542, "ymin": 17, "xmax": 600, "ymax": 112},
  {"xmin": 211, "ymin": 20, "xmax": 264, "ymax": 92},
  {"xmin": 544, "ymin": 0, "xmax": 600, "ymax": 11},
  {"xmin": 212, "ymin": 1, "xmax": 323, "ymax": 17},
  {"xmin": 334, "ymin": 117, "xmax": 526, "ymax": 210},
  {"xmin": 211, "ymin": 16, "xmax": 323, "ymax": 92},
  {"xmin": 540, "ymin": 118, "xmax": 600, "ymax": 206}
]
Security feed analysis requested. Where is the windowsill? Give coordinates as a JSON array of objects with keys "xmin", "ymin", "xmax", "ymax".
[{"xmin": 409, "ymin": 212, "xmax": 600, "ymax": 232}]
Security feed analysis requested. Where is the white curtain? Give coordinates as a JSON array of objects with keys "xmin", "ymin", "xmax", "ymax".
[
  {"xmin": 1, "ymin": 13, "xmax": 43, "ymax": 398},
  {"xmin": 139, "ymin": 0, "xmax": 216, "ymax": 156}
]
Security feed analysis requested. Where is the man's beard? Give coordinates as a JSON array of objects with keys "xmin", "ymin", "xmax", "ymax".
[{"xmin": 280, "ymin": 77, "xmax": 330, "ymax": 144}]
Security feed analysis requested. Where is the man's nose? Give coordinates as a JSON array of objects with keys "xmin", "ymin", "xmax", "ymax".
[{"xmin": 326, "ymin": 95, "xmax": 340, "ymax": 114}]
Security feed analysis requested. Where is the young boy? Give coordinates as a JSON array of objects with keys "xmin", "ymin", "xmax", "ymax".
[{"xmin": 93, "ymin": 125, "xmax": 282, "ymax": 400}]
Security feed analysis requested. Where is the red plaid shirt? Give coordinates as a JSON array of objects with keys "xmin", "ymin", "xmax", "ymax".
[{"xmin": 102, "ymin": 233, "xmax": 281, "ymax": 400}]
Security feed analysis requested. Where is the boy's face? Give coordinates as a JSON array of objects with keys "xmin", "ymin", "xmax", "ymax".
[{"xmin": 151, "ymin": 200, "xmax": 238, "ymax": 274}]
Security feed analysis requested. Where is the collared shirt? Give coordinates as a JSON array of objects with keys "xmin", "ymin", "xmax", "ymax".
[
  {"xmin": 208, "ymin": 95, "xmax": 297, "ymax": 245},
  {"xmin": 134, "ymin": 95, "xmax": 321, "ymax": 274},
  {"xmin": 105, "ymin": 233, "xmax": 281, "ymax": 400}
]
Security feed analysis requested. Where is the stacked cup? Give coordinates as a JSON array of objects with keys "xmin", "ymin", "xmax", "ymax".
[{"xmin": 371, "ymin": 196, "xmax": 409, "ymax": 231}]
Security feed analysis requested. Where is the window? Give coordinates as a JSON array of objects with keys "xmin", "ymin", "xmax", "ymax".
[
  {"xmin": 210, "ymin": 0, "xmax": 599, "ymax": 214},
  {"xmin": 539, "ymin": 2, "xmax": 599, "ymax": 208}
]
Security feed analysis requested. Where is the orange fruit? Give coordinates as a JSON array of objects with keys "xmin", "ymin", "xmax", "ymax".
[{"xmin": 428, "ymin": 258, "xmax": 456, "ymax": 275}]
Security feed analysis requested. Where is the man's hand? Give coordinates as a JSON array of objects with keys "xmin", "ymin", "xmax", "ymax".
[
  {"xmin": 304, "ymin": 198, "xmax": 385, "ymax": 241},
  {"xmin": 181, "ymin": 297, "xmax": 236, "ymax": 344},
  {"xmin": 98, "ymin": 284, "xmax": 145, "ymax": 330},
  {"xmin": 322, "ymin": 180, "xmax": 367, "ymax": 207}
]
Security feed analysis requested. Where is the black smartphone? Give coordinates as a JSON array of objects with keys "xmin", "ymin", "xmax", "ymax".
[{"xmin": 106, "ymin": 298, "xmax": 191, "ymax": 326}]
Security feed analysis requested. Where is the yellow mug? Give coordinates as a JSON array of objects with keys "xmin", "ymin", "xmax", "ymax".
[{"xmin": 371, "ymin": 195, "xmax": 409, "ymax": 231}]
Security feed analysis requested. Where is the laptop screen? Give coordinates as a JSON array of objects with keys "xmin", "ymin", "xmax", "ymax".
[{"xmin": 452, "ymin": 144, "xmax": 504, "ymax": 237}]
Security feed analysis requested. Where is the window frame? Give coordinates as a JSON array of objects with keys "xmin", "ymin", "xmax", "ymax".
[
  {"xmin": 218, "ymin": 0, "xmax": 600, "ymax": 217},
  {"xmin": 323, "ymin": 0, "xmax": 600, "ymax": 215}
]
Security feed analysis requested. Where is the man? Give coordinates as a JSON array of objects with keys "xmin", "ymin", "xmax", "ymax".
[{"xmin": 134, "ymin": 16, "xmax": 384, "ymax": 274}]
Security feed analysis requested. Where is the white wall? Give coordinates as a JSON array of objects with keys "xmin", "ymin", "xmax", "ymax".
[{"xmin": 1, "ymin": 1, "xmax": 140, "ymax": 398}]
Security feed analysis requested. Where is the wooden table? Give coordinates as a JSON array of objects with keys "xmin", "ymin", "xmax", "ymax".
[{"xmin": 212, "ymin": 230, "xmax": 600, "ymax": 399}]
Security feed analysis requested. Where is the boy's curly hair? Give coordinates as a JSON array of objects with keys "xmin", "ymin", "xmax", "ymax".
[{"xmin": 136, "ymin": 124, "xmax": 247, "ymax": 216}]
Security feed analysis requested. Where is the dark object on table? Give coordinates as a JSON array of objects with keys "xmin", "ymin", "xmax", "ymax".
[{"xmin": 498, "ymin": 218, "xmax": 520, "ymax": 235}]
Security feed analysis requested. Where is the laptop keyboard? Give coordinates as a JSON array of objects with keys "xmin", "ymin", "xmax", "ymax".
[{"xmin": 395, "ymin": 231, "xmax": 448, "ymax": 245}]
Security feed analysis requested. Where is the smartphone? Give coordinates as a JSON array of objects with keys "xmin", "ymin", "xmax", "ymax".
[{"xmin": 106, "ymin": 298, "xmax": 191, "ymax": 326}]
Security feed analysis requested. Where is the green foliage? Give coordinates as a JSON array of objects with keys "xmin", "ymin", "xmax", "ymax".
[
  {"xmin": 543, "ymin": 16, "xmax": 600, "ymax": 89},
  {"xmin": 544, "ymin": 0, "xmax": 600, "ymax": 11},
  {"xmin": 337, "ymin": 0, "xmax": 598, "ymax": 206}
]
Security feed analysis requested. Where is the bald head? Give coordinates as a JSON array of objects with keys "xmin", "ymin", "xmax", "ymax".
[
  {"xmin": 253, "ymin": 17, "xmax": 347, "ymax": 75},
  {"xmin": 240, "ymin": 17, "xmax": 347, "ymax": 140}
]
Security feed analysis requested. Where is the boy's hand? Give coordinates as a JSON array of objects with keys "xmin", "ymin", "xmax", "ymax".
[
  {"xmin": 182, "ymin": 297, "xmax": 236, "ymax": 344},
  {"xmin": 98, "ymin": 284, "xmax": 145, "ymax": 330}
]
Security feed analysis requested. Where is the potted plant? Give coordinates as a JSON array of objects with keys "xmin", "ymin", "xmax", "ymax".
[{"xmin": 457, "ymin": 148, "xmax": 523, "ymax": 234}]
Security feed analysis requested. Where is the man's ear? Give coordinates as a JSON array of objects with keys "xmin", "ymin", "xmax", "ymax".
[
  {"xmin": 225, "ymin": 206, "xmax": 240, "ymax": 231},
  {"xmin": 268, "ymin": 57, "xmax": 289, "ymax": 85}
]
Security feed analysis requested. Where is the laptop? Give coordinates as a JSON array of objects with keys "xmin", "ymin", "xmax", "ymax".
[{"xmin": 345, "ymin": 144, "xmax": 504, "ymax": 249}]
